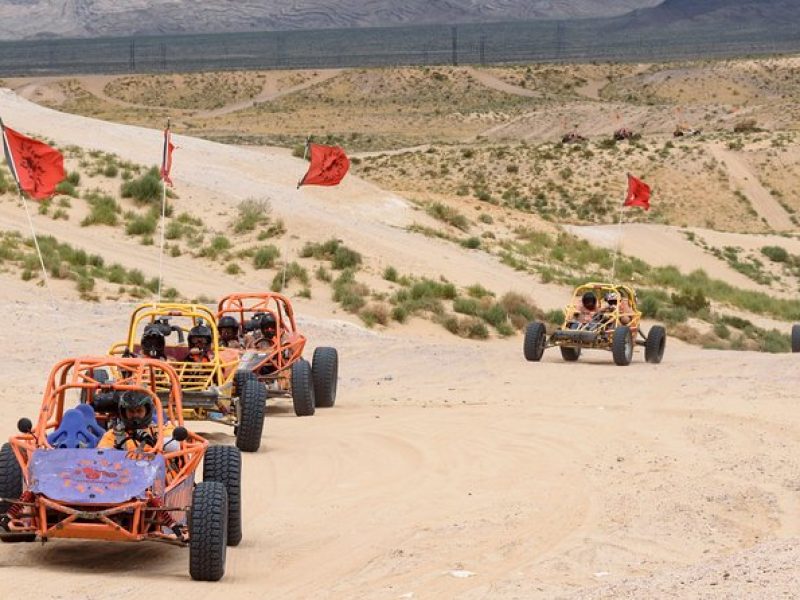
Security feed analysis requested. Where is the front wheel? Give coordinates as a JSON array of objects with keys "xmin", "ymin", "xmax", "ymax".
[
  {"xmin": 523, "ymin": 322, "xmax": 547, "ymax": 362},
  {"xmin": 235, "ymin": 377, "xmax": 266, "ymax": 452},
  {"xmin": 189, "ymin": 481, "xmax": 228, "ymax": 582},
  {"xmin": 792, "ymin": 324, "xmax": 800, "ymax": 353},
  {"xmin": 612, "ymin": 326, "xmax": 633, "ymax": 366},
  {"xmin": 645, "ymin": 326, "xmax": 667, "ymax": 364},
  {"xmin": 291, "ymin": 359, "xmax": 315, "ymax": 417},
  {"xmin": 0, "ymin": 443, "xmax": 22, "ymax": 514},
  {"xmin": 203, "ymin": 446, "xmax": 242, "ymax": 546}
]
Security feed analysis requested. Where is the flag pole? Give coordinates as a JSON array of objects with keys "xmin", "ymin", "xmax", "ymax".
[
  {"xmin": 609, "ymin": 175, "xmax": 628, "ymax": 282},
  {"xmin": 156, "ymin": 118, "xmax": 170, "ymax": 305},
  {"xmin": 1, "ymin": 119, "xmax": 68, "ymax": 355},
  {"xmin": 285, "ymin": 136, "xmax": 311, "ymax": 290}
]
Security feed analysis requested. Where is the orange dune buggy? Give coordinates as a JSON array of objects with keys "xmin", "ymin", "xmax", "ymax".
[
  {"xmin": 217, "ymin": 292, "xmax": 339, "ymax": 417},
  {"xmin": 523, "ymin": 282, "xmax": 666, "ymax": 366},
  {"xmin": 0, "ymin": 356, "xmax": 242, "ymax": 581},
  {"xmin": 108, "ymin": 303, "xmax": 267, "ymax": 452}
]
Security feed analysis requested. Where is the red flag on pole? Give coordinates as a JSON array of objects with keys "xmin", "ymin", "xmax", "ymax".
[
  {"xmin": 1, "ymin": 122, "xmax": 64, "ymax": 200},
  {"xmin": 298, "ymin": 143, "xmax": 350, "ymax": 188},
  {"xmin": 160, "ymin": 125, "xmax": 175, "ymax": 187},
  {"xmin": 623, "ymin": 173, "xmax": 651, "ymax": 211}
]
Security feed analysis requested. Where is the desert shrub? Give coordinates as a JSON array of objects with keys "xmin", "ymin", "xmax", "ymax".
[
  {"xmin": 81, "ymin": 193, "xmax": 120, "ymax": 227},
  {"xmin": 253, "ymin": 245, "xmax": 280, "ymax": 269},
  {"xmin": 733, "ymin": 119, "xmax": 759, "ymax": 133},
  {"xmin": 233, "ymin": 198, "xmax": 271, "ymax": 233},
  {"xmin": 332, "ymin": 269, "xmax": 369, "ymax": 312},
  {"xmin": 125, "ymin": 213, "xmax": 157, "ymax": 236},
  {"xmin": 315, "ymin": 265, "xmax": 331, "ymax": 282},
  {"xmin": 271, "ymin": 262, "xmax": 309, "ymax": 292},
  {"xmin": 761, "ymin": 246, "xmax": 788, "ymax": 263},
  {"xmin": 56, "ymin": 181, "xmax": 78, "ymax": 197},
  {"xmin": 360, "ymin": 303, "xmax": 390, "ymax": 327},
  {"xmin": 671, "ymin": 288, "xmax": 710, "ymax": 313},
  {"xmin": 120, "ymin": 167, "xmax": 162, "ymax": 204},
  {"xmin": 383, "ymin": 266, "xmax": 398, "ymax": 282},
  {"xmin": 426, "ymin": 202, "xmax": 470, "ymax": 231},
  {"xmin": 225, "ymin": 263, "xmax": 242, "ymax": 275},
  {"xmin": 301, "ymin": 239, "xmax": 362, "ymax": 270},
  {"xmin": 66, "ymin": 171, "xmax": 80, "ymax": 186},
  {"xmin": 461, "ymin": 236, "xmax": 481, "ymax": 249}
]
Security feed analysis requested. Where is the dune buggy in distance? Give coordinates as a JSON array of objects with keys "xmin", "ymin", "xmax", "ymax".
[
  {"xmin": 217, "ymin": 292, "xmax": 339, "ymax": 417},
  {"xmin": 0, "ymin": 356, "xmax": 242, "ymax": 581},
  {"xmin": 108, "ymin": 303, "xmax": 267, "ymax": 452},
  {"xmin": 524, "ymin": 282, "xmax": 666, "ymax": 366}
]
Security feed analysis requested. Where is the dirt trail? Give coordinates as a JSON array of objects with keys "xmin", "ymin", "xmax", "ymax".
[
  {"xmin": 463, "ymin": 66, "xmax": 542, "ymax": 99},
  {"xmin": 709, "ymin": 144, "xmax": 794, "ymax": 231}
]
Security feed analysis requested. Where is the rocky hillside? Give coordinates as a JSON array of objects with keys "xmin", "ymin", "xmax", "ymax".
[{"xmin": 0, "ymin": 0, "xmax": 660, "ymax": 40}]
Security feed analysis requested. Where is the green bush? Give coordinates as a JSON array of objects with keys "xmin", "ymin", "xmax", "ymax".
[
  {"xmin": 426, "ymin": 202, "xmax": 470, "ymax": 232},
  {"xmin": 120, "ymin": 167, "xmax": 162, "ymax": 204},
  {"xmin": 125, "ymin": 213, "xmax": 157, "ymax": 236},
  {"xmin": 253, "ymin": 245, "xmax": 280, "ymax": 269},
  {"xmin": 271, "ymin": 262, "xmax": 309, "ymax": 292},
  {"xmin": 332, "ymin": 269, "xmax": 369, "ymax": 312},
  {"xmin": 383, "ymin": 266, "xmax": 398, "ymax": 282},
  {"xmin": 66, "ymin": 171, "xmax": 80, "ymax": 186},
  {"xmin": 56, "ymin": 181, "xmax": 78, "ymax": 197},
  {"xmin": 233, "ymin": 198, "xmax": 271, "ymax": 234},
  {"xmin": 81, "ymin": 193, "xmax": 120, "ymax": 227},
  {"xmin": 301, "ymin": 239, "xmax": 362, "ymax": 270},
  {"xmin": 761, "ymin": 246, "xmax": 789, "ymax": 263}
]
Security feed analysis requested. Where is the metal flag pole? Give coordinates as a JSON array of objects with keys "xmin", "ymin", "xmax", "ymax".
[
  {"xmin": 156, "ymin": 118, "xmax": 170, "ymax": 305},
  {"xmin": 1, "ymin": 119, "xmax": 68, "ymax": 354},
  {"xmin": 609, "ymin": 174, "xmax": 628, "ymax": 282},
  {"xmin": 285, "ymin": 136, "xmax": 311, "ymax": 290}
]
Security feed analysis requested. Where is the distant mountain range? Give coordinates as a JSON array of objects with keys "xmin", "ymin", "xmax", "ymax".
[{"xmin": 0, "ymin": 1, "xmax": 662, "ymax": 40}]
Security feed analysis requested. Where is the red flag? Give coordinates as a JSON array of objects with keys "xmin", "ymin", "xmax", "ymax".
[
  {"xmin": 160, "ymin": 126, "xmax": 175, "ymax": 186},
  {"xmin": 298, "ymin": 143, "xmax": 349, "ymax": 187},
  {"xmin": 1, "ymin": 124, "xmax": 64, "ymax": 200},
  {"xmin": 624, "ymin": 173, "xmax": 651, "ymax": 211}
]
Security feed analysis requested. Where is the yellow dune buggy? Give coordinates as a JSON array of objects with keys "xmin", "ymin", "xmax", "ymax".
[
  {"xmin": 109, "ymin": 303, "xmax": 267, "ymax": 452},
  {"xmin": 523, "ymin": 283, "xmax": 666, "ymax": 366}
]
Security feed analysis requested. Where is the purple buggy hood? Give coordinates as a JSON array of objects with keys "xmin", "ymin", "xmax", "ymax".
[{"xmin": 29, "ymin": 448, "xmax": 166, "ymax": 504}]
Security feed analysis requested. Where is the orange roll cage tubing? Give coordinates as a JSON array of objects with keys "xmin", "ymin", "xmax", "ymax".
[
  {"xmin": 8, "ymin": 356, "xmax": 208, "ymax": 494},
  {"xmin": 216, "ymin": 292, "xmax": 307, "ymax": 373}
]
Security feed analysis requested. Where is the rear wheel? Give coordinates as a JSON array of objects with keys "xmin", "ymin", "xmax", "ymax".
[
  {"xmin": 189, "ymin": 481, "xmax": 228, "ymax": 582},
  {"xmin": 560, "ymin": 346, "xmax": 581, "ymax": 362},
  {"xmin": 312, "ymin": 347, "xmax": 338, "ymax": 408},
  {"xmin": 235, "ymin": 376, "xmax": 266, "ymax": 452},
  {"xmin": 792, "ymin": 324, "xmax": 800, "ymax": 353},
  {"xmin": 203, "ymin": 446, "xmax": 242, "ymax": 546},
  {"xmin": 523, "ymin": 322, "xmax": 547, "ymax": 362},
  {"xmin": 291, "ymin": 359, "xmax": 315, "ymax": 417},
  {"xmin": 645, "ymin": 326, "xmax": 667, "ymax": 364},
  {"xmin": 612, "ymin": 326, "xmax": 633, "ymax": 366}
]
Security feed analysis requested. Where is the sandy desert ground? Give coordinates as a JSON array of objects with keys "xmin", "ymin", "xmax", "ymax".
[{"xmin": 0, "ymin": 83, "xmax": 800, "ymax": 599}]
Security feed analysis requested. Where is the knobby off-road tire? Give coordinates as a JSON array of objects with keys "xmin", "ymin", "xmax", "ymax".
[
  {"xmin": 312, "ymin": 347, "xmax": 338, "ymax": 408},
  {"xmin": 644, "ymin": 326, "xmax": 667, "ymax": 364},
  {"xmin": 560, "ymin": 346, "xmax": 581, "ymax": 362},
  {"xmin": 235, "ymin": 376, "xmax": 266, "ymax": 453},
  {"xmin": 0, "ymin": 443, "xmax": 32, "ymax": 543},
  {"xmin": 792, "ymin": 324, "xmax": 800, "ymax": 353},
  {"xmin": 291, "ymin": 359, "xmax": 315, "ymax": 417},
  {"xmin": 0, "ymin": 443, "xmax": 22, "ymax": 514},
  {"xmin": 189, "ymin": 481, "xmax": 228, "ymax": 581},
  {"xmin": 203, "ymin": 446, "xmax": 242, "ymax": 546},
  {"xmin": 612, "ymin": 326, "xmax": 633, "ymax": 366},
  {"xmin": 234, "ymin": 370, "xmax": 266, "ymax": 402},
  {"xmin": 523, "ymin": 322, "xmax": 547, "ymax": 362}
]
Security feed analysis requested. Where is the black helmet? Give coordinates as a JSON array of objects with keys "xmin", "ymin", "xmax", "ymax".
[
  {"xmin": 604, "ymin": 291, "xmax": 619, "ymax": 306},
  {"xmin": 218, "ymin": 315, "xmax": 239, "ymax": 331},
  {"xmin": 118, "ymin": 390, "xmax": 154, "ymax": 430},
  {"xmin": 581, "ymin": 291, "xmax": 597, "ymax": 309},
  {"xmin": 256, "ymin": 312, "xmax": 277, "ymax": 338},
  {"xmin": 141, "ymin": 324, "xmax": 166, "ymax": 358},
  {"xmin": 188, "ymin": 322, "xmax": 213, "ymax": 349}
]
